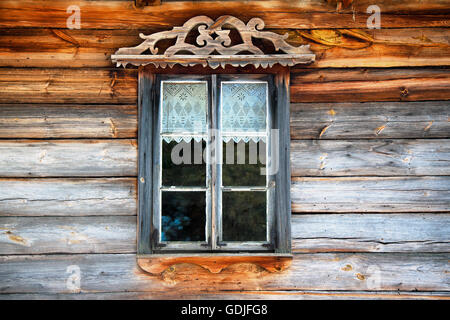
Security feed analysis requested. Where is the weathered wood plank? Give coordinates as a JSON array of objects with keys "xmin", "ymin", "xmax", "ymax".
[
  {"xmin": 291, "ymin": 68, "xmax": 450, "ymax": 102},
  {"xmin": 1, "ymin": 68, "xmax": 449, "ymax": 104},
  {"xmin": 286, "ymin": 28, "xmax": 450, "ymax": 68},
  {"xmin": 292, "ymin": 67, "xmax": 450, "ymax": 83},
  {"xmin": 0, "ymin": 101, "xmax": 447, "ymax": 140},
  {"xmin": 0, "ymin": 216, "xmax": 136, "ymax": 255},
  {"xmin": 0, "ymin": 1, "xmax": 448, "ymax": 29},
  {"xmin": 0, "ymin": 140, "xmax": 137, "ymax": 177},
  {"xmin": 291, "ymin": 139, "xmax": 450, "ymax": 176},
  {"xmin": 291, "ymin": 176, "xmax": 450, "ymax": 212},
  {"xmin": 0, "ymin": 178, "xmax": 136, "ymax": 217},
  {"xmin": 0, "ymin": 104, "xmax": 137, "ymax": 139},
  {"xmin": 292, "ymin": 214, "xmax": 450, "ymax": 253},
  {"xmin": 0, "ymin": 68, "xmax": 137, "ymax": 104},
  {"xmin": 0, "ymin": 29, "xmax": 140, "ymax": 69},
  {"xmin": 275, "ymin": 70, "xmax": 292, "ymax": 253},
  {"xmin": 1, "ymin": 177, "xmax": 448, "ymax": 216},
  {"xmin": 137, "ymin": 69, "xmax": 154, "ymax": 254},
  {"xmin": 1, "ymin": 28, "xmax": 449, "ymax": 68},
  {"xmin": 0, "ymin": 253, "xmax": 448, "ymax": 293},
  {"xmin": 1, "ymin": 291, "xmax": 449, "ymax": 300},
  {"xmin": 0, "ymin": 214, "xmax": 447, "ymax": 255},
  {"xmin": 290, "ymin": 101, "xmax": 450, "ymax": 139}
]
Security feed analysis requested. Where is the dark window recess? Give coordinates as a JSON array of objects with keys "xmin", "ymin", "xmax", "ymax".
[{"xmin": 161, "ymin": 191, "xmax": 206, "ymax": 242}]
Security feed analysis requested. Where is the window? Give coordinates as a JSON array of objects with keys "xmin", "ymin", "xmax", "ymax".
[
  {"xmin": 138, "ymin": 70, "xmax": 291, "ymax": 265},
  {"xmin": 153, "ymin": 75, "xmax": 274, "ymax": 252}
]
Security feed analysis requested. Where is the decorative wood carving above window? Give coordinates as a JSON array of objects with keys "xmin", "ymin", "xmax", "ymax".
[{"xmin": 111, "ymin": 15, "xmax": 315, "ymax": 68}]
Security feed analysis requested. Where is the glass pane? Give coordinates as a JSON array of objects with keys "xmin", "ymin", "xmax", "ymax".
[
  {"xmin": 161, "ymin": 191, "xmax": 206, "ymax": 242},
  {"xmin": 161, "ymin": 82, "xmax": 207, "ymax": 134},
  {"xmin": 221, "ymin": 82, "xmax": 267, "ymax": 134},
  {"xmin": 222, "ymin": 140, "xmax": 266, "ymax": 186},
  {"xmin": 222, "ymin": 191, "xmax": 266, "ymax": 241},
  {"xmin": 162, "ymin": 140, "xmax": 206, "ymax": 186}
]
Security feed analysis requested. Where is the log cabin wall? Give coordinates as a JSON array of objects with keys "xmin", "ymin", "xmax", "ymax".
[{"xmin": 0, "ymin": 0, "xmax": 449, "ymax": 299}]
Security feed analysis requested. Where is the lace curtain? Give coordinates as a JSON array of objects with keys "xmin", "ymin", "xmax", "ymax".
[
  {"xmin": 221, "ymin": 82, "xmax": 267, "ymax": 142},
  {"xmin": 161, "ymin": 82, "xmax": 267, "ymax": 143},
  {"xmin": 161, "ymin": 82, "xmax": 207, "ymax": 142}
]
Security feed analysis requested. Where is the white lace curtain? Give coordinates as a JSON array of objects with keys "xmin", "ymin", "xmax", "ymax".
[
  {"xmin": 221, "ymin": 82, "xmax": 267, "ymax": 143},
  {"xmin": 161, "ymin": 82, "xmax": 267, "ymax": 143},
  {"xmin": 161, "ymin": 82, "xmax": 207, "ymax": 143}
]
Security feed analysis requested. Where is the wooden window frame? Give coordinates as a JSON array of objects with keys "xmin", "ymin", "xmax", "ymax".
[
  {"xmin": 216, "ymin": 74, "xmax": 275, "ymax": 252},
  {"xmin": 153, "ymin": 75, "xmax": 212, "ymax": 253},
  {"xmin": 137, "ymin": 65, "xmax": 292, "ymax": 274}
]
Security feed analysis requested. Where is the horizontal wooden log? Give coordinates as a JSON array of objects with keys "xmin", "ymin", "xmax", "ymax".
[
  {"xmin": 291, "ymin": 68, "xmax": 450, "ymax": 102},
  {"xmin": 286, "ymin": 28, "xmax": 450, "ymax": 68},
  {"xmin": 1, "ymin": 138, "xmax": 448, "ymax": 178},
  {"xmin": 0, "ymin": 29, "xmax": 140, "ymax": 69},
  {"xmin": 292, "ymin": 214, "xmax": 450, "ymax": 253},
  {"xmin": 0, "ymin": 216, "xmax": 136, "ymax": 254},
  {"xmin": 1, "ymin": 138, "xmax": 447, "ymax": 178},
  {"xmin": 0, "ymin": 178, "xmax": 136, "ymax": 217},
  {"xmin": 1, "ymin": 28, "xmax": 449, "ymax": 68},
  {"xmin": 2, "ymin": 291, "xmax": 449, "ymax": 300},
  {"xmin": 1, "ymin": 68, "xmax": 449, "ymax": 104},
  {"xmin": 0, "ymin": 68, "xmax": 137, "ymax": 104},
  {"xmin": 0, "ymin": 214, "xmax": 448, "ymax": 255},
  {"xmin": 292, "ymin": 176, "xmax": 450, "ymax": 212},
  {"xmin": 0, "ymin": 101, "xmax": 447, "ymax": 140},
  {"xmin": 0, "ymin": 104, "xmax": 137, "ymax": 138},
  {"xmin": 0, "ymin": 253, "xmax": 448, "ymax": 293},
  {"xmin": 290, "ymin": 101, "xmax": 450, "ymax": 139},
  {"xmin": 291, "ymin": 139, "xmax": 450, "ymax": 176},
  {"xmin": 1, "ymin": 176, "xmax": 448, "ymax": 216},
  {"xmin": 0, "ymin": 1, "xmax": 448, "ymax": 30},
  {"xmin": 0, "ymin": 140, "xmax": 137, "ymax": 177},
  {"xmin": 292, "ymin": 67, "xmax": 450, "ymax": 83}
]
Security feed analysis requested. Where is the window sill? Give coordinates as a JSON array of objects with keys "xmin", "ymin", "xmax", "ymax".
[{"xmin": 137, "ymin": 253, "xmax": 293, "ymax": 274}]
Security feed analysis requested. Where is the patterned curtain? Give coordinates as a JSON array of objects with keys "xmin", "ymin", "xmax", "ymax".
[
  {"xmin": 160, "ymin": 81, "xmax": 267, "ymax": 143},
  {"xmin": 161, "ymin": 82, "xmax": 207, "ymax": 142},
  {"xmin": 221, "ymin": 82, "xmax": 267, "ymax": 142}
]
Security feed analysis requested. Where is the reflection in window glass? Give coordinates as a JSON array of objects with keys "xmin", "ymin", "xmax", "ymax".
[
  {"xmin": 222, "ymin": 140, "xmax": 266, "ymax": 186},
  {"xmin": 222, "ymin": 191, "xmax": 266, "ymax": 242},
  {"xmin": 161, "ymin": 191, "xmax": 206, "ymax": 242},
  {"xmin": 162, "ymin": 140, "xmax": 206, "ymax": 187}
]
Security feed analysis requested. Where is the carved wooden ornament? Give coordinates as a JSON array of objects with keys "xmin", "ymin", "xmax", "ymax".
[
  {"xmin": 112, "ymin": 15, "xmax": 315, "ymax": 68},
  {"xmin": 138, "ymin": 254, "xmax": 293, "ymax": 275}
]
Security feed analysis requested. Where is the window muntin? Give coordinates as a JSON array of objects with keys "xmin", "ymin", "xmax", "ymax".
[{"xmin": 154, "ymin": 75, "xmax": 275, "ymax": 252}]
